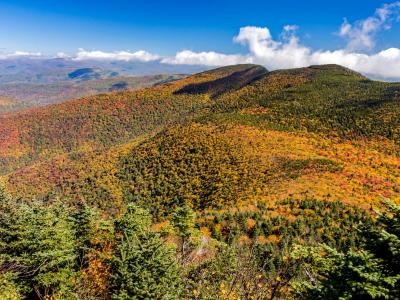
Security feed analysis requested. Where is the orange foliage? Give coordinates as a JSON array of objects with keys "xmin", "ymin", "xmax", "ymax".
[
  {"xmin": 266, "ymin": 234, "xmax": 281, "ymax": 243},
  {"xmin": 246, "ymin": 218, "xmax": 256, "ymax": 231}
]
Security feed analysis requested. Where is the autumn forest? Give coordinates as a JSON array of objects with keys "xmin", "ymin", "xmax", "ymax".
[{"xmin": 1, "ymin": 63, "xmax": 400, "ymax": 299}]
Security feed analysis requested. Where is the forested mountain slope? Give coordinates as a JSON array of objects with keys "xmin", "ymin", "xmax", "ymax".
[
  {"xmin": 1, "ymin": 64, "xmax": 400, "ymax": 214},
  {"xmin": 0, "ymin": 64, "xmax": 261, "ymax": 174},
  {"xmin": 1, "ymin": 64, "xmax": 400, "ymax": 299}
]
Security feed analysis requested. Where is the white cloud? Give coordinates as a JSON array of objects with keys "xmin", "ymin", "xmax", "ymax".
[
  {"xmin": 162, "ymin": 8, "xmax": 400, "ymax": 80},
  {"xmin": 74, "ymin": 49, "xmax": 160, "ymax": 62},
  {"xmin": 283, "ymin": 25, "xmax": 299, "ymax": 32},
  {"xmin": 231, "ymin": 24, "xmax": 400, "ymax": 79},
  {"xmin": 161, "ymin": 2, "xmax": 400, "ymax": 79},
  {"xmin": 56, "ymin": 52, "xmax": 70, "ymax": 59},
  {"xmin": 1, "ymin": 3, "xmax": 400, "ymax": 80},
  {"xmin": 161, "ymin": 50, "xmax": 250, "ymax": 66},
  {"xmin": 0, "ymin": 51, "xmax": 42, "ymax": 59},
  {"xmin": 309, "ymin": 48, "xmax": 400, "ymax": 78},
  {"xmin": 338, "ymin": 2, "xmax": 400, "ymax": 50},
  {"xmin": 12, "ymin": 51, "xmax": 42, "ymax": 57},
  {"xmin": 233, "ymin": 26, "xmax": 313, "ymax": 69}
]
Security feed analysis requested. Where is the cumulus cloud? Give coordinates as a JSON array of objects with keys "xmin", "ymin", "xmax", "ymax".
[
  {"xmin": 163, "ymin": 2, "xmax": 400, "ymax": 80},
  {"xmin": 283, "ymin": 25, "xmax": 299, "ymax": 32},
  {"xmin": 309, "ymin": 48, "xmax": 400, "ymax": 79},
  {"xmin": 161, "ymin": 50, "xmax": 250, "ymax": 66},
  {"xmin": 234, "ymin": 26, "xmax": 313, "ymax": 69},
  {"xmin": 232, "ymin": 24, "xmax": 400, "ymax": 79},
  {"xmin": 1, "ymin": 3, "xmax": 400, "ymax": 80},
  {"xmin": 338, "ymin": 2, "xmax": 400, "ymax": 50},
  {"xmin": 74, "ymin": 49, "xmax": 160, "ymax": 62}
]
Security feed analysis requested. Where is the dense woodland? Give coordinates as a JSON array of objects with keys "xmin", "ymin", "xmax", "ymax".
[
  {"xmin": 1, "ymin": 188, "xmax": 399, "ymax": 299},
  {"xmin": 1, "ymin": 64, "xmax": 400, "ymax": 299}
]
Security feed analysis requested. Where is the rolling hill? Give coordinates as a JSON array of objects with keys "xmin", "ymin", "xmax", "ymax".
[{"xmin": 1, "ymin": 63, "xmax": 400, "ymax": 216}]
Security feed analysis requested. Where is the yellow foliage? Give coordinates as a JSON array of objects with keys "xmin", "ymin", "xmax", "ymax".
[{"xmin": 266, "ymin": 234, "xmax": 281, "ymax": 243}]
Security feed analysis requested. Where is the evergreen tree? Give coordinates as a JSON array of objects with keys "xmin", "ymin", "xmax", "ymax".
[
  {"xmin": 296, "ymin": 200, "xmax": 400, "ymax": 299},
  {"xmin": 171, "ymin": 206, "xmax": 199, "ymax": 264},
  {"xmin": 0, "ymin": 189, "xmax": 77, "ymax": 299},
  {"xmin": 111, "ymin": 204, "xmax": 182, "ymax": 299},
  {"xmin": 72, "ymin": 203, "xmax": 97, "ymax": 268}
]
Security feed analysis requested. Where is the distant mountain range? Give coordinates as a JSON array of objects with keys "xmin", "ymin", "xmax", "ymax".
[
  {"xmin": 0, "ymin": 74, "xmax": 186, "ymax": 113},
  {"xmin": 0, "ymin": 57, "xmax": 204, "ymax": 112},
  {"xmin": 0, "ymin": 57, "xmax": 208, "ymax": 84}
]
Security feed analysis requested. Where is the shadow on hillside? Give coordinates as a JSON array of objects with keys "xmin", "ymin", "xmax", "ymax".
[{"xmin": 174, "ymin": 65, "xmax": 268, "ymax": 98}]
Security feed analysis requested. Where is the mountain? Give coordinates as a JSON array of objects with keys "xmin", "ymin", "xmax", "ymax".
[
  {"xmin": 0, "ymin": 74, "xmax": 185, "ymax": 112},
  {"xmin": 0, "ymin": 57, "xmax": 208, "ymax": 84},
  {"xmin": 0, "ymin": 64, "xmax": 251, "ymax": 172},
  {"xmin": 175, "ymin": 64, "xmax": 267, "ymax": 97},
  {"xmin": 2, "ymin": 63, "xmax": 400, "ymax": 299},
  {"xmin": 0, "ymin": 56, "xmax": 207, "ymax": 112},
  {"xmin": 1, "ymin": 63, "xmax": 400, "ymax": 215}
]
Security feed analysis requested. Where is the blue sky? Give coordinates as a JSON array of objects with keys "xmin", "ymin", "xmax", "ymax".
[
  {"xmin": 1, "ymin": 0, "xmax": 399, "ymax": 54},
  {"xmin": 1, "ymin": 0, "xmax": 400, "ymax": 79}
]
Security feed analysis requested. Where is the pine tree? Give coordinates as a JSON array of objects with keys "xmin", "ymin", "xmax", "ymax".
[
  {"xmin": 171, "ymin": 205, "xmax": 199, "ymax": 264},
  {"xmin": 296, "ymin": 200, "xmax": 400, "ymax": 299},
  {"xmin": 0, "ymin": 190, "xmax": 77, "ymax": 299},
  {"xmin": 111, "ymin": 204, "xmax": 182, "ymax": 299},
  {"xmin": 72, "ymin": 203, "xmax": 97, "ymax": 268}
]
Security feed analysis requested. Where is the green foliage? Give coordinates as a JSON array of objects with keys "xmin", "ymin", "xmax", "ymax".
[
  {"xmin": 204, "ymin": 65, "xmax": 400, "ymax": 141},
  {"xmin": 172, "ymin": 205, "xmax": 196, "ymax": 239},
  {"xmin": 0, "ymin": 190, "xmax": 77, "ymax": 299},
  {"xmin": 72, "ymin": 204, "xmax": 98, "ymax": 267},
  {"xmin": 171, "ymin": 205, "xmax": 201, "ymax": 265},
  {"xmin": 183, "ymin": 244, "xmax": 239, "ymax": 299},
  {"xmin": 295, "ymin": 200, "xmax": 400, "ymax": 299},
  {"xmin": 298, "ymin": 246, "xmax": 397, "ymax": 299},
  {"xmin": 0, "ymin": 272, "xmax": 24, "ymax": 300},
  {"xmin": 199, "ymin": 199, "xmax": 373, "ymax": 249},
  {"xmin": 120, "ymin": 124, "xmax": 259, "ymax": 218},
  {"xmin": 111, "ymin": 204, "xmax": 182, "ymax": 299}
]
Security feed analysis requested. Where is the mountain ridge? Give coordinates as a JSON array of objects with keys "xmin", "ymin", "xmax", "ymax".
[
  {"xmin": 1, "ymin": 63, "xmax": 400, "ymax": 214},
  {"xmin": 1, "ymin": 64, "xmax": 399, "ymax": 168}
]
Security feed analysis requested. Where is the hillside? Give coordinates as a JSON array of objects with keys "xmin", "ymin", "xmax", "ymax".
[
  {"xmin": 0, "ymin": 96, "xmax": 28, "ymax": 113},
  {"xmin": 0, "ymin": 64, "xmax": 260, "ymax": 173},
  {"xmin": 175, "ymin": 64, "xmax": 267, "ymax": 97},
  {"xmin": 1, "ymin": 63, "xmax": 400, "ymax": 299},
  {"xmin": 210, "ymin": 64, "xmax": 400, "ymax": 138},
  {"xmin": 1, "ymin": 63, "xmax": 400, "ymax": 213}
]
